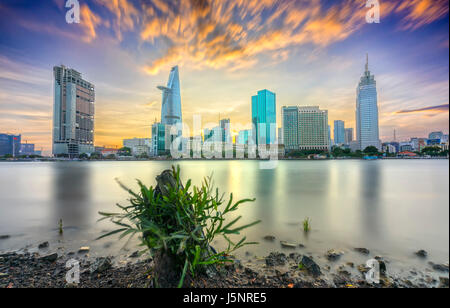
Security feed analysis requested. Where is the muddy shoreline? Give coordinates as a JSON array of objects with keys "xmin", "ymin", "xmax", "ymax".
[{"xmin": 1, "ymin": 242, "xmax": 448, "ymax": 288}]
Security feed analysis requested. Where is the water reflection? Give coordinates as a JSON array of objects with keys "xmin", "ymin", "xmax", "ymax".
[
  {"xmin": 359, "ymin": 162, "xmax": 383, "ymax": 243},
  {"xmin": 52, "ymin": 163, "xmax": 92, "ymax": 228},
  {"xmin": 0, "ymin": 160, "xmax": 447, "ymax": 268}
]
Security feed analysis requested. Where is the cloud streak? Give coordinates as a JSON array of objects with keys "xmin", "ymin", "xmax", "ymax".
[{"xmin": 396, "ymin": 104, "xmax": 449, "ymax": 114}]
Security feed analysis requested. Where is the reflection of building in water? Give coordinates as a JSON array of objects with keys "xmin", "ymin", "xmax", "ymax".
[
  {"xmin": 52, "ymin": 163, "xmax": 91, "ymax": 227},
  {"xmin": 359, "ymin": 162, "xmax": 383, "ymax": 240}
]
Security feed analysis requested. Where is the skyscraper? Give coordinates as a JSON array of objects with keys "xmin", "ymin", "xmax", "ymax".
[
  {"xmin": 152, "ymin": 122, "xmax": 167, "ymax": 156},
  {"xmin": 252, "ymin": 89, "xmax": 276, "ymax": 145},
  {"xmin": 282, "ymin": 106, "xmax": 299, "ymax": 151},
  {"xmin": 334, "ymin": 120, "xmax": 345, "ymax": 145},
  {"xmin": 298, "ymin": 106, "xmax": 329, "ymax": 151},
  {"xmin": 52, "ymin": 65, "xmax": 95, "ymax": 156},
  {"xmin": 281, "ymin": 106, "xmax": 330, "ymax": 151},
  {"xmin": 158, "ymin": 66, "xmax": 182, "ymax": 127},
  {"xmin": 0, "ymin": 134, "xmax": 21, "ymax": 157},
  {"xmin": 356, "ymin": 54, "xmax": 380, "ymax": 151},
  {"xmin": 345, "ymin": 128, "xmax": 354, "ymax": 145},
  {"xmin": 238, "ymin": 130, "xmax": 252, "ymax": 145},
  {"xmin": 220, "ymin": 118, "xmax": 231, "ymax": 143}
]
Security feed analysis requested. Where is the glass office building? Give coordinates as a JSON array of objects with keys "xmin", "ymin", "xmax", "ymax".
[
  {"xmin": 334, "ymin": 120, "xmax": 346, "ymax": 145},
  {"xmin": 0, "ymin": 134, "xmax": 21, "ymax": 157},
  {"xmin": 252, "ymin": 89, "xmax": 276, "ymax": 145},
  {"xmin": 282, "ymin": 106, "xmax": 299, "ymax": 151},
  {"xmin": 238, "ymin": 130, "xmax": 252, "ymax": 145},
  {"xmin": 158, "ymin": 66, "xmax": 182, "ymax": 128},
  {"xmin": 356, "ymin": 55, "xmax": 380, "ymax": 151},
  {"xmin": 151, "ymin": 123, "xmax": 167, "ymax": 156}
]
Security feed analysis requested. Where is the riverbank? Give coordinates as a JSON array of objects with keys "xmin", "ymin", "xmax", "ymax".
[{"xmin": 1, "ymin": 243, "xmax": 448, "ymax": 288}]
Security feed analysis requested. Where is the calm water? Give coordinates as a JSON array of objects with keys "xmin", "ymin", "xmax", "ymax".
[{"xmin": 0, "ymin": 160, "xmax": 448, "ymax": 274}]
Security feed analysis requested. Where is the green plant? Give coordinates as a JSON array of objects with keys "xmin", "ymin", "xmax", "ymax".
[
  {"xmin": 302, "ymin": 217, "xmax": 311, "ymax": 232},
  {"xmin": 98, "ymin": 166, "xmax": 260, "ymax": 287}
]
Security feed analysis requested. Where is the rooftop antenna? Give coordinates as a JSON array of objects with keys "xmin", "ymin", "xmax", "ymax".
[{"xmin": 365, "ymin": 53, "xmax": 369, "ymax": 73}]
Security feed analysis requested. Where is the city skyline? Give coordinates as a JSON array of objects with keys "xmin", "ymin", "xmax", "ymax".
[{"xmin": 0, "ymin": 0, "xmax": 449, "ymax": 154}]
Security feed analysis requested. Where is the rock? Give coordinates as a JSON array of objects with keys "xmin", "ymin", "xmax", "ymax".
[
  {"xmin": 326, "ymin": 249, "xmax": 344, "ymax": 261},
  {"xmin": 333, "ymin": 274, "xmax": 349, "ymax": 287},
  {"xmin": 439, "ymin": 277, "xmax": 449, "ymax": 288},
  {"xmin": 90, "ymin": 257, "xmax": 112, "ymax": 274},
  {"xmin": 377, "ymin": 260, "xmax": 387, "ymax": 277},
  {"xmin": 244, "ymin": 267, "xmax": 258, "ymax": 277},
  {"xmin": 346, "ymin": 262, "xmax": 355, "ymax": 268},
  {"xmin": 358, "ymin": 264, "xmax": 370, "ymax": 274},
  {"xmin": 354, "ymin": 248, "xmax": 370, "ymax": 255},
  {"xmin": 280, "ymin": 241, "xmax": 297, "ymax": 249},
  {"xmin": 78, "ymin": 246, "xmax": 90, "ymax": 253},
  {"xmin": 289, "ymin": 253, "xmax": 302, "ymax": 263},
  {"xmin": 39, "ymin": 253, "xmax": 58, "ymax": 263},
  {"xmin": 415, "ymin": 250, "xmax": 428, "ymax": 258},
  {"xmin": 38, "ymin": 241, "xmax": 49, "ymax": 249},
  {"xmin": 0, "ymin": 235, "xmax": 10, "ymax": 240},
  {"xmin": 300, "ymin": 256, "xmax": 321, "ymax": 277},
  {"xmin": 430, "ymin": 262, "xmax": 449, "ymax": 272},
  {"xmin": 265, "ymin": 252, "xmax": 287, "ymax": 267},
  {"xmin": 299, "ymin": 244, "xmax": 305, "ymax": 248},
  {"xmin": 205, "ymin": 265, "xmax": 219, "ymax": 279},
  {"xmin": 129, "ymin": 251, "xmax": 139, "ymax": 258},
  {"xmin": 263, "ymin": 235, "xmax": 276, "ymax": 241}
]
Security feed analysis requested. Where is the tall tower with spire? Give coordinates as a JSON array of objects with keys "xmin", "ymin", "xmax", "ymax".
[
  {"xmin": 158, "ymin": 66, "xmax": 182, "ymax": 127},
  {"xmin": 355, "ymin": 54, "xmax": 381, "ymax": 151}
]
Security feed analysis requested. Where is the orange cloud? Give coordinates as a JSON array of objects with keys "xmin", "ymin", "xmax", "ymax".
[
  {"xmin": 80, "ymin": 4, "xmax": 102, "ymax": 43},
  {"xmin": 395, "ymin": 0, "xmax": 449, "ymax": 30}
]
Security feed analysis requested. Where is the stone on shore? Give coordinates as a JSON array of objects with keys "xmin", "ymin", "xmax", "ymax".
[
  {"xmin": 415, "ymin": 250, "xmax": 428, "ymax": 258},
  {"xmin": 78, "ymin": 246, "xmax": 90, "ymax": 253},
  {"xmin": 90, "ymin": 257, "xmax": 112, "ymax": 274},
  {"xmin": 280, "ymin": 241, "xmax": 297, "ymax": 249},
  {"xmin": 326, "ymin": 249, "xmax": 344, "ymax": 261},
  {"xmin": 357, "ymin": 264, "xmax": 370, "ymax": 274},
  {"xmin": 354, "ymin": 248, "xmax": 370, "ymax": 255},
  {"xmin": 39, "ymin": 253, "xmax": 58, "ymax": 263},
  {"xmin": 439, "ymin": 277, "xmax": 449, "ymax": 288},
  {"xmin": 263, "ymin": 235, "xmax": 276, "ymax": 241},
  {"xmin": 38, "ymin": 241, "xmax": 49, "ymax": 249},
  {"xmin": 265, "ymin": 252, "xmax": 287, "ymax": 267},
  {"xmin": 430, "ymin": 262, "xmax": 449, "ymax": 272},
  {"xmin": 0, "ymin": 235, "xmax": 10, "ymax": 240},
  {"xmin": 300, "ymin": 256, "xmax": 321, "ymax": 277},
  {"xmin": 129, "ymin": 251, "xmax": 140, "ymax": 258}
]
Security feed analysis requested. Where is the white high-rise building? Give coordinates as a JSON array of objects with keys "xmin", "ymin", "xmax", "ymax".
[{"xmin": 356, "ymin": 54, "xmax": 380, "ymax": 151}]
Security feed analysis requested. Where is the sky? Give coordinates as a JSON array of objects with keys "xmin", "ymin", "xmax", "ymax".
[{"xmin": 0, "ymin": 0, "xmax": 448, "ymax": 154}]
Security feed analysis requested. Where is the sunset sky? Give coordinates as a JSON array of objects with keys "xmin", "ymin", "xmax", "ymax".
[{"xmin": 0, "ymin": 0, "xmax": 449, "ymax": 154}]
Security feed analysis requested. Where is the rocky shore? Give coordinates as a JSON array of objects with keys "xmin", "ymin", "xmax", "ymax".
[{"xmin": 1, "ymin": 243, "xmax": 448, "ymax": 288}]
